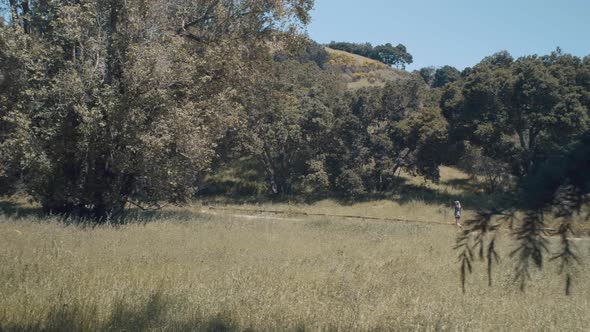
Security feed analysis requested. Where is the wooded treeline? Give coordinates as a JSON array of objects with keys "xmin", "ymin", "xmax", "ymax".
[
  {"xmin": 442, "ymin": 50, "xmax": 590, "ymax": 213},
  {"xmin": 441, "ymin": 50, "xmax": 590, "ymax": 294},
  {"xmin": 0, "ymin": 0, "xmax": 316, "ymax": 218},
  {"xmin": 1, "ymin": 0, "xmax": 589, "ymax": 225}
]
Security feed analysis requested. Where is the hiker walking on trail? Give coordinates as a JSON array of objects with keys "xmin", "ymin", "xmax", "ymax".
[{"xmin": 453, "ymin": 200, "xmax": 462, "ymax": 228}]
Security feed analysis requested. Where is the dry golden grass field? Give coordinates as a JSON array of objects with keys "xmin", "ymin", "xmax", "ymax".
[{"xmin": 1, "ymin": 167, "xmax": 589, "ymax": 331}]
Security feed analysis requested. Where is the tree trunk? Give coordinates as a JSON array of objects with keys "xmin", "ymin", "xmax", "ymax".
[
  {"xmin": 527, "ymin": 127, "xmax": 538, "ymax": 174},
  {"xmin": 518, "ymin": 129, "xmax": 530, "ymax": 177},
  {"xmin": 517, "ymin": 126, "xmax": 538, "ymax": 176},
  {"xmin": 21, "ymin": 0, "xmax": 30, "ymax": 33},
  {"xmin": 8, "ymin": 0, "xmax": 19, "ymax": 27},
  {"xmin": 104, "ymin": 0, "xmax": 126, "ymax": 85},
  {"xmin": 261, "ymin": 146, "xmax": 279, "ymax": 195}
]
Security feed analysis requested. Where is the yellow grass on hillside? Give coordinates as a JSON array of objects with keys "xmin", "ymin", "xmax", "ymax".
[{"xmin": 324, "ymin": 47, "xmax": 409, "ymax": 89}]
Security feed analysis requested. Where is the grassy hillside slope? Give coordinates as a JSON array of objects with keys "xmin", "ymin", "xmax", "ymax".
[{"xmin": 325, "ymin": 47, "xmax": 410, "ymax": 89}]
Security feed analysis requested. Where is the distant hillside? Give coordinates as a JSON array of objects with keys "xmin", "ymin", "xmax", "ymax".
[{"xmin": 324, "ymin": 47, "xmax": 410, "ymax": 89}]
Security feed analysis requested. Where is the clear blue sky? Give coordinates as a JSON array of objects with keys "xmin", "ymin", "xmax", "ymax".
[{"xmin": 307, "ymin": 0, "xmax": 590, "ymax": 71}]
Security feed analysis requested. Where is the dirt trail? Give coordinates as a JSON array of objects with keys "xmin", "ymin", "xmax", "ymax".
[{"xmin": 202, "ymin": 206, "xmax": 590, "ymax": 241}]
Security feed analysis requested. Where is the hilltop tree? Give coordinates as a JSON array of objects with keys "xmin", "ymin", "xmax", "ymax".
[
  {"xmin": 481, "ymin": 50, "xmax": 514, "ymax": 68},
  {"xmin": 373, "ymin": 43, "xmax": 414, "ymax": 69},
  {"xmin": 327, "ymin": 41, "xmax": 413, "ymax": 69}
]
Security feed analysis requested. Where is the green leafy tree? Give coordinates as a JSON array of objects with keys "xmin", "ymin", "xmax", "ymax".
[
  {"xmin": 447, "ymin": 50, "xmax": 590, "ymax": 295},
  {"xmin": 331, "ymin": 76, "xmax": 448, "ymax": 193},
  {"xmin": 0, "ymin": 0, "xmax": 314, "ymax": 219},
  {"xmin": 418, "ymin": 66, "xmax": 436, "ymax": 85},
  {"xmin": 442, "ymin": 52, "xmax": 589, "ymax": 178},
  {"xmin": 373, "ymin": 43, "xmax": 413, "ymax": 69},
  {"xmin": 481, "ymin": 50, "xmax": 514, "ymax": 68},
  {"xmin": 237, "ymin": 60, "xmax": 342, "ymax": 195},
  {"xmin": 327, "ymin": 41, "xmax": 413, "ymax": 69},
  {"xmin": 432, "ymin": 65, "xmax": 461, "ymax": 88}
]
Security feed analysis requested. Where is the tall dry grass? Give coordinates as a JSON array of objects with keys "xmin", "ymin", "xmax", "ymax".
[{"xmin": 1, "ymin": 205, "xmax": 589, "ymax": 331}]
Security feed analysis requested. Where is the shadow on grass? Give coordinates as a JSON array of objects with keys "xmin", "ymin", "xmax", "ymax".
[
  {"xmin": 198, "ymin": 175, "xmax": 518, "ymax": 212},
  {"xmin": 1, "ymin": 174, "xmax": 520, "ymax": 224},
  {"xmin": 1, "ymin": 291, "xmax": 241, "ymax": 332},
  {"xmin": 0, "ymin": 288, "xmax": 458, "ymax": 331},
  {"xmin": 391, "ymin": 182, "xmax": 516, "ymax": 211},
  {"xmin": 0, "ymin": 200, "xmax": 43, "ymax": 220},
  {"xmin": 0, "ymin": 199, "xmax": 210, "ymax": 225},
  {"xmin": 442, "ymin": 177, "xmax": 482, "ymax": 192}
]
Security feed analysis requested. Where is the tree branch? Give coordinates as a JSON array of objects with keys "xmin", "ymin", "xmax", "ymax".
[
  {"xmin": 176, "ymin": 0, "xmax": 219, "ymax": 35},
  {"xmin": 126, "ymin": 200, "xmax": 167, "ymax": 211}
]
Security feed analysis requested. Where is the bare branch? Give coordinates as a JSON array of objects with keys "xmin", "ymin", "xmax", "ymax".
[{"xmin": 126, "ymin": 200, "xmax": 167, "ymax": 211}]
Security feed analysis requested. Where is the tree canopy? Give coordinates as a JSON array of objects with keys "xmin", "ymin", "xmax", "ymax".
[
  {"xmin": 441, "ymin": 50, "xmax": 589, "ymax": 179},
  {"xmin": 440, "ymin": 49, "xmax": 590, "ymax": 295},
  {"xmin": 0, "ymin": 0, "xmax": 314, "ymax": 219}
]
